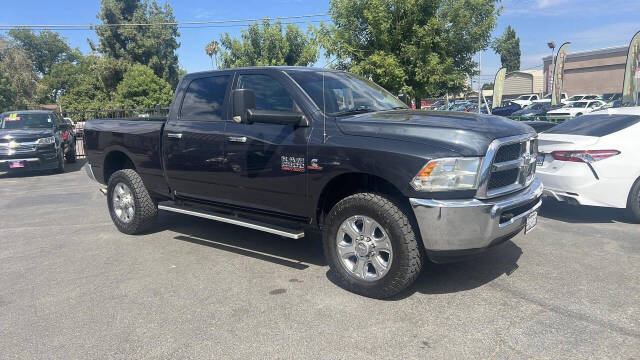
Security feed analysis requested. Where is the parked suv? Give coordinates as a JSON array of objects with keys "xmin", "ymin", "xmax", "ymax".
[
  {"xmin": 84, "ymin": 67, "xmax": 541, "ymax": 298},
  {"xmin": 0, "ymin": 110, "xmax": 76, "ymax": 173}
]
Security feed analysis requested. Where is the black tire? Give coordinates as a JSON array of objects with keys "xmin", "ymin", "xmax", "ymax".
[
  {"xmin": 65, "ymin": 140, "xmax": 77, "ymax": 163},
  {"xmin": 55, "ymin": 149, "xmax": 65, "ymax": 173},
  {"xmin": 626, "ymin": 178, "xmax": 640, "ymax": 223},
  {"xmin": 576, "ymin": 113, "xmax": 583, "ymax": 117},
  {"xmin": 107, "ymin": 169, "xmax": 158, "ymax": 234},
  {"xmin": 323, "ymin": 193, "xmax": 423, "ymax": 299}
]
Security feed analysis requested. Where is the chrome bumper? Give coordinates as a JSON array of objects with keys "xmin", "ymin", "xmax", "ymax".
[
  {"xmin": 85, "ymin": 163, "xmax": 97, "ymax": 182},
  {"xmin": 410, "ymin": 178, "xmax": 543, "ymax": 251}
]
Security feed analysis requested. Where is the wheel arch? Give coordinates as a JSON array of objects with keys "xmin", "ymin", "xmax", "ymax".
[
  {"xmin": 103, "ymin": 148, "xmax": 137, "ymax": 184},
  {"xmin": 315, "ymin": 172, "xmax": 412, "ymax": 229}
]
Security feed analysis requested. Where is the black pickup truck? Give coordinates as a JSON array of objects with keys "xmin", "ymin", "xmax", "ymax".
[{"xmin": 84, "ymin": 67, "xmax": 542, "ymax": 298}]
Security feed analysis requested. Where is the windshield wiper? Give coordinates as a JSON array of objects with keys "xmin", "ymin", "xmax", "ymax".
[{"xmin": 332, "ymin": 108, "xmax": 376, "ymax": 117}]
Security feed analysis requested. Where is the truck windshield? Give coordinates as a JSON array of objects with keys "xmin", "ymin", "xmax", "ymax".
[
  {"xmin": 286, "ymin": 71, "xmax": 407, "ymax": 116},
  {"xmin": 0, "ymin": 113, "xmax": 54, "ymax": 129}
]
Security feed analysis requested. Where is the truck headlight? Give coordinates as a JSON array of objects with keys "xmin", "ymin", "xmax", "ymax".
[
  {"xmin": 36, "ymin": 136, "xmax": 55, "ymax": 145},
  {"xmin": 411, "ymin": 157, "xmax": 481, "ymax": 191}
]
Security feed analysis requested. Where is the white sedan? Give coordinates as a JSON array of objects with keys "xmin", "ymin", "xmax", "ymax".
[
  {"xmin": 546, "ymin": 100, "xmax": 606, "ymax": 118},
  {"xmin": 536, "ymin": 107, "xmax": 640, "ymax": 222}
]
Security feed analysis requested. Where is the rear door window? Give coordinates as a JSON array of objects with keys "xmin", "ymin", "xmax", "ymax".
[
  {"xmin": 546, "ymin": 114, "xmax": 640, "ymax": 137},
  {"xmin": 180, "ymin": 75, "xmax": 231, "ymax": 121}
]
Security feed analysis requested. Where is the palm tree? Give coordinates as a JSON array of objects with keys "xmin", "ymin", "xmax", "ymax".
[{"xmin": 205, "ymin": 41, "xmax": 220, "ymax": 69}]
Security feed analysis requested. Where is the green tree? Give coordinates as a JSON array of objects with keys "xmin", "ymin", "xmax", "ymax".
[
  {"xmin": 219, "ymin": 20, "xmax": 318, "ymax": 68},
  {"xmin": 115, "ymin": 63, "xmax": 173, "ymax": 108},
  {"xmin": 0, "ymin": 44, "xmax": 38, "ymax": 109},
  {"xmin": 58, "ymin": 56, "xmax": 132, "ymax": 116},
  {"xmin": 492, "ymin": 25, "xmax": 520, "ymax": 72},
  {"xmin": 93, "ymin": 0, "xmax": 181, "ymax": 87},
  {"xmin": 8, "ymin": 29, "xmax": 80, "ymax": 76},
  {"xmin": 0, "ymin": 70, "xmax": 17, "ymax": 112},
  {"xmin": 321, "ymin": 0, "xmax": 500, "ymax": 106}
]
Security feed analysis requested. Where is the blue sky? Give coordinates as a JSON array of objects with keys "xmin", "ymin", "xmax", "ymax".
[{"xmin": 1, "ymin": 0, "xmax": 639, "ymax": 87}]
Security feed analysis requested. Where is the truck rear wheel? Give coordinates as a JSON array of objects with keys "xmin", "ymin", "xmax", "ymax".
[
  {"xmin": 323, "ymin": 193, "xmax": 423, "ymax": 299},
  {"xmin": 107, "ymin": 169, "xmax": 157, "ymax": 234}
]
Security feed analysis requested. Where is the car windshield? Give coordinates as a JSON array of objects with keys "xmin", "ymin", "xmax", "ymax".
[
  {"xmin": 525, "ymin": 103, "xmax": 546, "ymax": 110},
  {"xmin": 567, "ymin": 96, "xmax": 583, "ymax": 101},
  {"xmin": 569, "ymin": 102, "xmax": 588, "ymax": 108},
  {"xmin": 0, "ymin": 113, "xmax": 54, "ymax": 130},
  {"xmin": 286, "ymin": 70, "xmax": 407, "ymax": 116},
  {"xmin": 516, "ymin": 95, "xmax": 531, "ymax": 100}
]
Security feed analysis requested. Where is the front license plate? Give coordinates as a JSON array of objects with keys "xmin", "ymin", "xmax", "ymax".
[
  {"xmin": 9, "ymin": 161, "xmax": 24, "ymax": 168},
  {"xmin": 536, "ymin": 154, "xmax": 545, "ymax": 166},
  {"xmin": 525, "ymin": 211, "xmax": 537, "ymax": 234}
]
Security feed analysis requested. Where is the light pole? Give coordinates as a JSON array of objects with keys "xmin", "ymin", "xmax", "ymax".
[{"xmin": 547, "ymin": 41, "xmax": 556, "ymax": 95}]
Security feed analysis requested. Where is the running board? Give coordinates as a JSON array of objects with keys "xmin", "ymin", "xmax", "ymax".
[{"xmin": 157, "ymin": 202, "xmax": 305, "ymax": 239}]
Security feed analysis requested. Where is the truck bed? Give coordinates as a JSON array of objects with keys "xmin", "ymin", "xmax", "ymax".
[{"xmin": 83, "ymin": 117, "xmax": 168, "ymax": 195}]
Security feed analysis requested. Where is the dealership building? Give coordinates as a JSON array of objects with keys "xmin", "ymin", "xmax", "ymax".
[{"xmin": 542, "ymin": 45, "xmax": 629, "ymax": 96}]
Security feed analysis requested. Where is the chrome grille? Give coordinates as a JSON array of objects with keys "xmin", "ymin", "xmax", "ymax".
[{"xmin": 476, "ymin": 134, "xmax": 537, "ymax": 199}]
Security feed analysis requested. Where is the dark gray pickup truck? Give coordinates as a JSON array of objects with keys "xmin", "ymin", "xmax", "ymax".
[{"xmin": 84, "ymin": 67, "xmax": 542, "ymax": 298}]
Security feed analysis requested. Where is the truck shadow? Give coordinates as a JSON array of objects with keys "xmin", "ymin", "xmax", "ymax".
[
  {"xmin": 538, "ymin": 199, "xmax": 631, "ymax": 224},
  {"xmin": 325, "ymin": 240, "xmax": 523, "ymax": 300},
  {"xmin": 154, "ymin": 210, "xmax": 523, "ymax": 298},
  {"xmin": 154, "ymin": 211, "xmax": 327, "ymax": 269}
]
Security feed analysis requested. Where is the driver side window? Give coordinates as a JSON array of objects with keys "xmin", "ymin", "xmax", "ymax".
[{"xmin": 236, "ymin": 74, "xmax": 296, "ymax": 112}]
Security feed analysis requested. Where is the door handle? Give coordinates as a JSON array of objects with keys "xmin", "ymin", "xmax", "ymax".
[
  {"xmin": 227, "ymin": 136, "xmax": 247, "ymax": 143},
  {"xmin": 167, "ymin": 133, "xmax": 183, "ymax": 139}
]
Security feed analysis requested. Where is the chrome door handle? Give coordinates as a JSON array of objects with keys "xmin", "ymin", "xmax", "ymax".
[
  {"xmin": 227, "ymin": 136, "xmax": 247, "ymax": 143},
  {"xmin": 167, "ymin": 133, "xmax": 183, "ymax": 139}
]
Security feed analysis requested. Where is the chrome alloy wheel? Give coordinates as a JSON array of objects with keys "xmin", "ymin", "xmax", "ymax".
[
  {"xmin": 336, "ymin": 215, "xmax": 393, "ymax": 281},
  {"xmin": 112, "ymin": 182, "xmax": 135, "ymax": 223}
]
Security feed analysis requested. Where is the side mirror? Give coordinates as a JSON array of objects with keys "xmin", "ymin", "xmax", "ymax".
[{"xmin": 232, "ymin": 89, "xmax": 256, "ymax": 124}]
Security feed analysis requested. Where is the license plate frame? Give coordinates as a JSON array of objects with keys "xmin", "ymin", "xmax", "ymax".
[
  {"xmin": 9, "ymin": 161, "xmax": 25, "ymax": 168},
  {"xmin": 525, "ymin": 211, "xmax": 538, "ymax": 234}
]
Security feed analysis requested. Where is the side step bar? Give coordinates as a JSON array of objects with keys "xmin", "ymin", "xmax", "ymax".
[{"xmin": 157, "ymin": 202, "xmax": 305, "ymax": 239}]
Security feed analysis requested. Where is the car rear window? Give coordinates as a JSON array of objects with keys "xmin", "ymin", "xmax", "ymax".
[{"xmin": 545, "ymin": 114, "xmax": 640, "ymax": 137}]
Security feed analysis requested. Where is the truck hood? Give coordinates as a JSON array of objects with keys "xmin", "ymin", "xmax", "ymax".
[
  {"xmin": 335, "ymin": 110, "xmax": 535, "ymax": 156},
  {"xmin": 0, "ymin": 129, "xmax": 53, "ymax": 141}
]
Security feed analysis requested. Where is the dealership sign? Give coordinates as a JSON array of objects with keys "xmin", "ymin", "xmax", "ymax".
[
  {"xmin": 552, "ymin": 42, "xmax": 570, "ymax": 107},
  {"xmin": 622, "ymin": 31, "xmax": 640, "ymax": 107}
]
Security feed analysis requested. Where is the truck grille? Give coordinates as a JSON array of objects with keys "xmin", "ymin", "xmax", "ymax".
[{"xmin": 477, "ymin": 134, "xmax": 537, "ymax": 199}]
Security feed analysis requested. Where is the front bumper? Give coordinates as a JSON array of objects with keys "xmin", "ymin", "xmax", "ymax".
[
  {"xmin": 410, "ymin": 178, "xmax": 543, "ymax": 256},
  {"xmin": 0, "ymin": 151, "xmax": 59, "ymax": 171}
]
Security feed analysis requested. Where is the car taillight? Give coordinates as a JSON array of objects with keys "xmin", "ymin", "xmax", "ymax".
[
  {"xmin": 62, "ymin": 130, "xmax": 69, "ymax": 141},
  {"xmin": 551, "ymin": 150, "xmax": 620, "ymax": 163}
]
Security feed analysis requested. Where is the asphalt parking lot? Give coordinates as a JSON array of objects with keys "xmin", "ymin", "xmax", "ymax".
[{"xmin": 1, "ymin": 161, "xmax": 638, "ymax": 359}]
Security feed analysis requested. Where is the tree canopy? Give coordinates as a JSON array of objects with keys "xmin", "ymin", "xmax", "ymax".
[
  {"xmin": 321, "ymin": 0, "xmax": 501, "ymax": 101},
  {"xmin": 8, "ymin": 29, "xmax": 80, "ymax": 76},
  {"xmin": 0, "ymin": 42, "xmax": 38, "ymax": 110},
  {"xmin": 492, "ymin": 25, "xmax": 520, "ymax": 72},
  {"xmin": 219, "ymin": 20, "xmax": 318, "ymax": 68},
  {"xmin": 92, "ymin": 0, "xmax": 181, "ymax": 86},
  {"xmin": 115, "ymin": 63, "xmax": 173, "ymax": 108}
]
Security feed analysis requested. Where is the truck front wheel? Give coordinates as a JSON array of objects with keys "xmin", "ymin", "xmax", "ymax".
[
  {"xmin": 107, "ymin": 169, "xmax": 158, "ymax": 234},
  {"xmin": 323, "ymin": 193, "xmax": 423, "ymax": 298}
]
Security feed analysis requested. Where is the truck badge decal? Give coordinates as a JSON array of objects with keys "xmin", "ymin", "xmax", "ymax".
[
  {"xmin": 281, "ymin": 156, "xmax": 305, "ymax": 172},
  {"xmin": 307, "ymin": 158, "xmax": 323, "ymax": 171}
]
